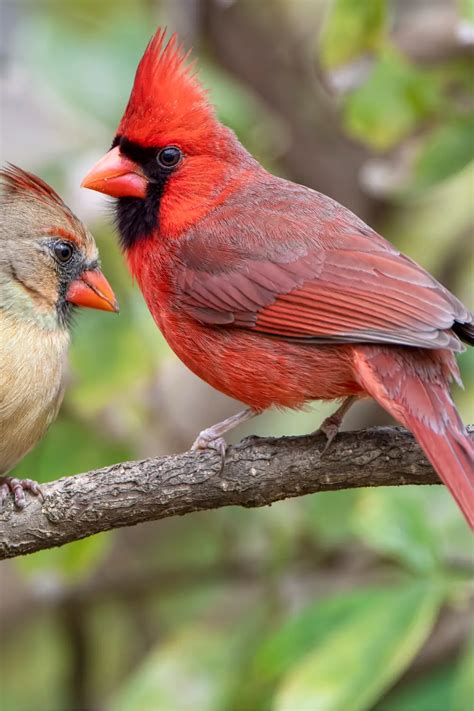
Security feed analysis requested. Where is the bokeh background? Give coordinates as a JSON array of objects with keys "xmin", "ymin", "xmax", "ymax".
[{"xmin": 1, "ymin": 0, "xmax": 473, "ymax": 709}]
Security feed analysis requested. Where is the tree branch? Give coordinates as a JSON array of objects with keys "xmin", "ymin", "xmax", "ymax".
[{"xmin": 1, "ymin": 426, "xmax": 472, "ymax": 560}]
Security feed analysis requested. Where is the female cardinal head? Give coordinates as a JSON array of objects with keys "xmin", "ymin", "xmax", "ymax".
[
  {"xmin": 0, "ymin": 165, "xmax": 118, "ymax": 329},
  {"xmin": 82, "ymin": 28, "xmax": 257, "ymax": 245}
]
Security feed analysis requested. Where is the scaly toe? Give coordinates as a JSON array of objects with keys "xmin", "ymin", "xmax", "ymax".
[
  {"xmin": 0, "ymin": 476, "xmax": 43, "ymax": 510},
  {"xmin": 0, "ymin": 483, "xmax": 10, "ymax": 509},
  {"xmin": 20, "ymin": 478, "xmax": 44, "ymax": 502},
  {"xmin": 191, "ymin": 433, "xmax": 228, "ymax": 473}
]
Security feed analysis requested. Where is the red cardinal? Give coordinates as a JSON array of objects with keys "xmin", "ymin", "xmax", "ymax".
[{"xmin": 82, "ymin": 29, "xmax": 474, "ymax": 527}]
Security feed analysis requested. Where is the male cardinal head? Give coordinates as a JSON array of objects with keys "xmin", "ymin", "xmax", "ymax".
[
  {"xmin": 0, "ymin": 165, "xmax": 118, "ymax": 508},
  {"xmin": 82, "ymin": 29, "xmax": 257, "ymax": 245},
  {"xmin": 83, "ymin": 29, "xmax": 474, "ymax": 528}
]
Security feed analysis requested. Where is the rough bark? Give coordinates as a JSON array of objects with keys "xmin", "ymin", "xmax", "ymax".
[{"xmin": 2, "ymin": 426, "xmax": 472, "ymax": 560}]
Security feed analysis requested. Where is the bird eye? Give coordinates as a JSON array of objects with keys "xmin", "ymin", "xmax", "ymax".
[
  {"xmin": 157, "ymin": 146, "xmax": 182, "ymax": 169},
  {"xmin": 54, "ymin": 241, "xmax": 74, "ymax": 263}
]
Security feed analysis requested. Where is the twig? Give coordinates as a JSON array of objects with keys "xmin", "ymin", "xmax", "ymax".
[{"xmin": 1, "ymin": 427, "xmax": 472, "ymax": 560}]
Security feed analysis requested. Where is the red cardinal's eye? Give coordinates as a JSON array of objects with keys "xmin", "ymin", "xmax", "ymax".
[
  {"xmin": 54, "ymin": 241, "xmax": 74, "ymax": 263},
  {"xmin": 157, "ymin": 146, "xmax": 182, "ymax": 169}
]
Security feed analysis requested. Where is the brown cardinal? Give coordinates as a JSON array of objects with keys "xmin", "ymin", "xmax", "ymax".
[
  {"xmin": 0, "ymin": 165, "xmax": 118, "ymax": 508},
  {"xmin": 82, "ymin": 30, "xmax": 474, "ymax": 527}
]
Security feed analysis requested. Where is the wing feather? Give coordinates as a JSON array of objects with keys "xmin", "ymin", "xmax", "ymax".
[{"xmin": 172, "ymin": 197, "xmax": 471, "ymax": 352}]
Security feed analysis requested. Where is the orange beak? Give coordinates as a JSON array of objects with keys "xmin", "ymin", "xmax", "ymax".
[
  {"xmin": 66, "ymin": 269, "xmax": 119, "ymax": 313},
  {"xmin": 81, "ymin": 146, "xmax": 148, "ymax": 198}
]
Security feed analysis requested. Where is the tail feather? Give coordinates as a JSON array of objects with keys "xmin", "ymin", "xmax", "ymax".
[
  {"xmin": 354, "ymin": 346, "xmax": 474, "ymax": 529},
  {"xmin": 405, "ymin": 412, "xmax": 473, "ymax": 527},
  {"xmin": 453, "ymin": 320, "xmax": 474, "ymax": 346}
]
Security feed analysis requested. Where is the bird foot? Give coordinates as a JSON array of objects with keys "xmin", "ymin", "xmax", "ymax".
[
  {"xmin": 191, "ymin": 430, "xmax": 228, "ymax": 473},
  {"xmin": 315, "ymin": 415, "xmax": 343, "ymax": 454},
  {"xmin": 312, "ymin": 396, "xmax": 356, "ymax": 454},
  {"xmin": 190, "ymin": 409, "xmax": 256, "ymax": 474},
  {"xmin": 0, "ymin": 476, "xmax": 44, "ymax": 509}
]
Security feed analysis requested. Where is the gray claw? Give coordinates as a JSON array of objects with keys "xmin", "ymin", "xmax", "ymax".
[
  {"xmin": 191, "ymin": 433, "xmax": 228, "ymax": 472},
  {"xmin": 319, "ymin": 419, "xmax": 340, "ymax": 453}
]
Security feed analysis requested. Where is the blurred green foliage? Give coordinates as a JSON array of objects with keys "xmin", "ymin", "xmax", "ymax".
[
  {"xmin": 319, "ymin": 0, "xmax": 387, "ymax": 69},
  {"xmin": 2, "ymin": 1, "xmax": 473, "ymax": 710},
  {"xmin": 412, "ymin": 115, "xmax": 474, "ymax": 191},
  {"xmin": 460, "ymin": 0, "xmax": 474, "ymax": 22},
  {"xmin": 344, "ymin": 47, "xmax": 441, "ymax": 150},
  {"xmin": 273, "ymin": 584, "xmax": 442, "ymax": 711}
]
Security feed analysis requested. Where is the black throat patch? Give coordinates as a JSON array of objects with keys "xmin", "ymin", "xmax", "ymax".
[
  {"xmin": 115, "ymin": 183, "xmax": 164, "ymax": 251},
  {"xmin": 113, "ymin": 136, "xmax": 174, "ymax": 251}
]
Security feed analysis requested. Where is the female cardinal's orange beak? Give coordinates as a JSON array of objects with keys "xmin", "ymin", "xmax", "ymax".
[
  {"xmin": 81, "ymin": 146, "xmax": 148, "ymax": 198},
  {"xmin": 66, "ymin": 269, "xmax": 119, "ymax": 313}
]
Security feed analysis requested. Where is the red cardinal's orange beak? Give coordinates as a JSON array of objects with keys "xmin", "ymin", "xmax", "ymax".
[
  {"xmin": 66, "ymin": 269, "xmax": 119, "ymax": 313},
  {"xmin": 81, "ymin": 146, "xmax": 148, "ymax": 198}
]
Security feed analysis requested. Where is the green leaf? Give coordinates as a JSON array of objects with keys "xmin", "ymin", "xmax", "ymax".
[
  {"xmin": 274, "ymin": 583, "xmax": 442, "ymax": 711},
  {"xmin": 352, "ymin": 488, "xmax": 441, "ymax": 573},
  {"xmin": 112, "ymin": 613, "xmax": 262, "ymax": 711},
  {"xmin": 252, "ymin": 587, "xmax": 382, "ymax": 688},
  {"xmin": 451, "ymin": 630, "xmax": 474, "ymax": 710},
  {"xmin": 377, "ymin": 663, "xmax": 457, "ymax": 711},
  {"xmin": 344, "ymin": 48, "xmax": 440, "ymax": 149},
  {"xmin": 320, "ymin": 0, "xmax": 387, "ymax": 69},
  {"xmin": 112, "ymin": 628, "xmax": 232, "ymax": 711},
  {"xmin": 459, "ymin": 0, "xmax": 474, "ymax": 22},
  {"xmin": 411, "ymin": 116, "xmax": 474, "ymax": 191}
]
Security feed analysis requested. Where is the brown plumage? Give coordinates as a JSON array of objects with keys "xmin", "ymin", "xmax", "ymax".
[{"xmin": 0, "ymin": 165, "xmax": 118, "ymax": 508}]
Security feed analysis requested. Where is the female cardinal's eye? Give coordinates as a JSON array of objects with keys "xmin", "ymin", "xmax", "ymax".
[
  {"xmin": 157, "ymin": 146, "xmax": 182, "ymax": 169},
  {"xmin": 54, "ymin": 241, "xmax": 74, "ymax": 263}
]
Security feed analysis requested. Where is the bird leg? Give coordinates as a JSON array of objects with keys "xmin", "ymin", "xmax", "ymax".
[
  {"xmin": 313, "ymin": 396, "xmax": 356, "ymax": 452},
  {"xmin": 0, "ymin": 476, "xmax": 44, "ymax": 509},
  {"xmin": 191, "ymin": 408, "xmax": 257, "ymax": 471}
]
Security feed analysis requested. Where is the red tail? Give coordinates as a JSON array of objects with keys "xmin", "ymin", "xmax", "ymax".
[{"xmin": 354, "ymin": 346, "xmax": 474, "ymax": 529}]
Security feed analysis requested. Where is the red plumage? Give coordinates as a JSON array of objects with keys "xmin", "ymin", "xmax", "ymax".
[{"xmin": 83, "ymin": 30, "xmax": 474, "ymax": 528}]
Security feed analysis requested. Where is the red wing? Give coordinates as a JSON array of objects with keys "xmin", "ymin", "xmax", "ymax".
[{"xmin": 174, "ymin": 228, "xmax": 470, "ymax": 353}]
